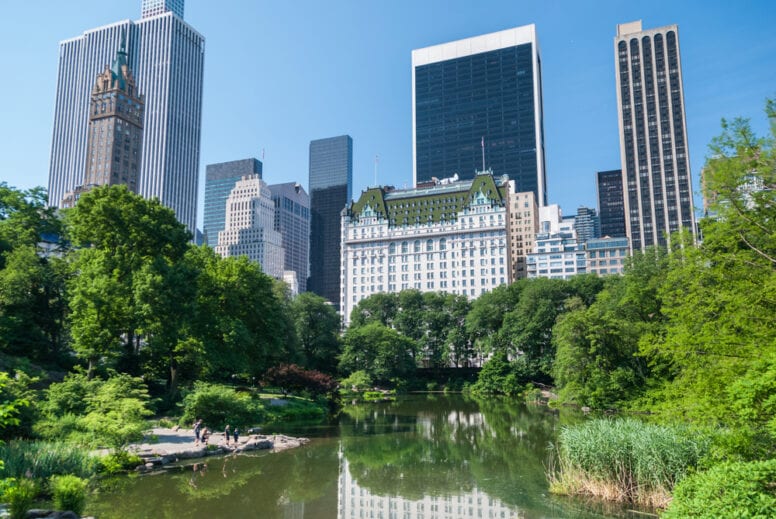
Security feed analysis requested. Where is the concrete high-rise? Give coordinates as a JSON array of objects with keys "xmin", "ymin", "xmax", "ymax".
[
  {"xmin": 203, "ymin": 159, "xmax": 263, "ymax": 246},
  {"xmin": 596, "ymin": 169, "xmax": 627, "ymax": 238},
  {"xmin": 62, "ymin": 34, "xmax": 144, "ymax": 207},
  {"xmin": 308, "ymin": 135, "xmax": 352, "ymax": 310},
  {"xmin": 48, "ymin": 0, "xmax": 204, "ymax": 234},
  {"xmin": 215, "ymin": 175, "xmax": 285, "ymax": 280},
  {"xmin": 268, "ymin": 182, "xmax": 310, "ymax": 293},
  {"xmin": 412, "ymin": 25, "xmax": 547, "ymax": 206},
  {"xmin": 614, "ymin": 21, "xmax": 695, "ymax": 250}
]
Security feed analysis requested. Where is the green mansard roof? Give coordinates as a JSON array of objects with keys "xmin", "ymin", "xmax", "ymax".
[{"xmin": 347, "ymin": 171, "xmax": 510, "ymax": 227}]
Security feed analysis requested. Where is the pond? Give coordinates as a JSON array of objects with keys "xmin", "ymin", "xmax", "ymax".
[{"xmin": 87, "ymin": 395, "xmax": 645, "ymax": 518}]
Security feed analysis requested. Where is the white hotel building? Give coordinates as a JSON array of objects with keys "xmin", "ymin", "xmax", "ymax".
[
  {"xmin": 48, "ymin": 0, "xmax": 204, "ymax": 234},
  {"xmin": 340, "ymin": 172, "xmax": 513, "ymax": 325}
]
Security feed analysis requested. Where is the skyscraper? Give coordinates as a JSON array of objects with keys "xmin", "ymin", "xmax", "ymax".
[
  {"xmin": 62, "ymin": 34, "xmax": 144, "ymax": 207},
  {"xmin": 48, "ymin": 0, "xmax": 204, "ymax": 234},
  {"xmin": 215, "ymin": 175, "xmax": 285, "ymax": 280},
  {"xmin": 614, "ymin": 21, "xmax": 695, "ymax": 251},
  {"xmin": 268, "ymin": 182, "xmax": 310, "ymax": 293},
  {"xmin": 573, "ymin": 206, "xmax": 600, "ymax": 244},
  {"xmin": 203, "ymin": 159, "xmax": 263, "ymax": 246},
  {"xmin": 412, "ymin": 25, "xmax": 547, "ymax": 206},
  {"xmin": 596, "ymin": 169, "xmax": 627, "ymax": 238},
  {"xmin": 308, "ymin": 135, "xmax": 352, "ymax": 310}
]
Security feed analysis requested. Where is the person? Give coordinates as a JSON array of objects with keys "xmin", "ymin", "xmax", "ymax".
[
  {"xmin": 224, "ymin": 424, "xmax": 231, "ymax": 445},
  {"xmin": 201, "ymin": 427, "xmax": 210, "ymax": 445},
  {"xmin": 233, "ymin": 427, "xmax": 239, "ymax": 444},
  {"xmin": 193, "ymin": 418, "xmax": 202, "ymax": 445}
]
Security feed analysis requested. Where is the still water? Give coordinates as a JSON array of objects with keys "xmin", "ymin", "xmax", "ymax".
[{"xmin": 88, "ymin": 395, "xmax": 640, "ymax": 518}]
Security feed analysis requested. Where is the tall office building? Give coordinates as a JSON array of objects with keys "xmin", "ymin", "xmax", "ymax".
[
  {"xmin": 412, "ymin": 25, "xmax": 547, "ymax": 206},
  {"xmin": 506, "ymin": 190, "xmax": 538, "ymax": 281},
  {"xmin": 62, "ymin": 35, "xmax": 144, "ymax": 207},
  {"xmin": 48, "ymin": 0, "xmax": 204, "ymax": 234},
  {"xmin": 269, "ymin": 182, "xmax": 310, "ymax": 293},
  {"xmin": 203, "ymin": 159, "xmax": 263, "ymax": 246},
  {"xmin": 596, "ymin": 169, "xmax": 627, "ymax": 238},
  {"xmin": 215, "ymin": 175, "xmax": 285, "ymax": 280},
  {"xmin": 614, "ymin": 21, "xmax": 695, "ymax": 251},
  {"xmin": 573, "ymin": 206, "xmax": 600, "ymax": 244},
  {"xmin": 308, "ymin": 135, "xmax": 352, "ymax": 310},
  {"xmin": 141, "ymin": 0, "xmax": 183, "ymax": 18}
]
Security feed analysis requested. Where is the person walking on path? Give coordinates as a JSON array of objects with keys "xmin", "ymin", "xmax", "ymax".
[
  {"xmin": 233, "ymin": 427, "xmax": 239, "ymax": 444},
  {"xmin": 224, "ymin": 425, "xmax": 231, "ymax": 445},
  {"xmin": 193, "ymin": 419, "xmax": 202, "ymax": 445}
]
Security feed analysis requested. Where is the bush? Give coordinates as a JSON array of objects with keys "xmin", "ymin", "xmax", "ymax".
[
  {"xmin": 180, "ymin": 382, "xmax": 262, "ymax": 430},
  {"xmin": 0, "ymin": 440, "xmax": 98, "ymax": 480},
  {"xmin": 662, "ymin": 459, "xmax": 776, "ymax": 518},
  {"xmin": 263, "ymin": 364, "xmax": 338, "ymax": 397},
  {"xmin": 340, "ymin": 371, "xmax": 372, "ymax": 393},
  {"xmin": 99, "ymin": 451, "xmax": 143, "ymax": 475},
  {"xmin": 549, "ymin": 418, "xmax": 710, "ymax": 507},
  {"xmin": 50, "ymin": 475, "xmax": 88, "ymax": 515},
  {"xmin": 2, "ymin": 478, "xmax": 37, "ymax": 519}
]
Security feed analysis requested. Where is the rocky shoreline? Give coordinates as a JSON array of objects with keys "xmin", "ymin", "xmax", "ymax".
[{"xmin": 126, "ymin": 428, "xmax": 310, "ymax": 472}]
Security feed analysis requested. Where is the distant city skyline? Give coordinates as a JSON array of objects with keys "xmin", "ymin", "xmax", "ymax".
[{"xmin": 1, "ymin": 1, "xmax": 774, "ymax": 230}]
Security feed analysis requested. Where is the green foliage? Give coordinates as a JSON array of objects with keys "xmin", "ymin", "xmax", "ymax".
[
  {"xmin": 0, "ymin": 371, "xmax": 33, "ymax": 442},
  {"xmin": 262, "ymin": 398, "xmax": 326, "ymax": 423},
  {"xmin": 180, "ymin": 382, "xmax": 263, "ymax": 429},
  {"xmin": 340, "ymin": 323, "xmax": 416, "ymax": 385},
  {"xmin": 550, "ymin": 418, "xmax": 710, "ymax": 505},
  {"xmin": 99, "ymin": 451, "xmax": 143, "ymax": 475},
  {"xmin": 2, "ymin": 477, "xmax": 37, "ymax": 519},
  {"xmin": 470, "ymin": 352, "xmax": 524, "ymax": 396},
  {"xmin": 662, "ymin": 459, "xmax": 776, "ymax": 519},
  {"xmin": 340, "ymin": 370, "xmax": 373, "ymax": 392},
  {"xmin": 79, "ymin": 374, "xmax": 152, "ymax": 450},
  {"xmin": 50, "ymin": 474, "xmax": 88, "ymax": 515},
  {"xmin": 289, "ymin": 292, "xmax": 341, "ymax": 374},
  {"xmin": 0, "ymin": 440, "xmax": 98, "ymax": 479}
]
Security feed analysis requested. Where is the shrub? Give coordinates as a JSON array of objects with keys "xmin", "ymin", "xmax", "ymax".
[
  {"xmin": 180, "ymin": 382, "xmax": 262, "ymax": 430},
  {"xmin": 0, "ymin": 440, "xmax": 98, "ymax": 480},
  {"xmin": 263, "ymin": 364, "xmax": 338, "ymax": 397},
  {"xmin": 549, "ymin": 418, "xmax": 710, "ymax": 507},
  {"xmin": 99, "ymin": 451, "xmax": 143, "ymax": 475},
  {"xmin": 340, "ymin": 370, "xmax": 372, "ymax": 393},
  {"xmin": 50, "ymin": 475, "xmax": 88, "ymax": 515},
  {"xmin": 662, "ymin": 459, "xmax": 776, "ymax": 518},
  {"xmin": 2, "ymin": 478, "xmax": 37, "ymax": 519}
]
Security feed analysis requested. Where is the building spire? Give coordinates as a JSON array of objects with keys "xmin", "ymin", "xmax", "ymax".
[{"xmin": 111, "ymin": 29, "xmax": 129, "ymax": 89}]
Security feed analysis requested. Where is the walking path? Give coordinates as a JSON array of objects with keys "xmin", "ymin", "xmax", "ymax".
[{"xmin": 125, "ymin": 427, "xmax": 309, "ymax": 469}]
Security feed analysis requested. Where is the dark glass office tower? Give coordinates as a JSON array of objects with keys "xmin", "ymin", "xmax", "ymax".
[
  {"xmin": 308, "ymin": 135, "xmax": 352, "ymax": 310},
  {"xmin": 203, "ymin": 158, "xmax": 262, "ymax": 246},
  {"xmin": 615, "ymin": 21, "xmax": 695, "ymax": 251},
  {"xmin": 597, "ymin": 169, "xmax": 627, "ymax": 238},
  {"xmin": 412, "ymin": 25, "xmax": 547, "ymax": 206}
]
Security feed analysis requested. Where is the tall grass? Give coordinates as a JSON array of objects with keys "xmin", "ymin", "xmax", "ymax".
[
  {"xmin": 0, "ymin": 440, "xmax": 99, "ymax": 480},
  {"xmin": 548, "ymin": 418, "xmax": 710, "ymax": 508}
]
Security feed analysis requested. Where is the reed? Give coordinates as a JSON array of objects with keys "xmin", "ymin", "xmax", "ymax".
[
  {"xmin": 0, "ymin": 440, "xmax": 99, "ymax": 480},
  {"xmin": 548, "ymin": 418, "xmax": 710, "ymax": 508}
]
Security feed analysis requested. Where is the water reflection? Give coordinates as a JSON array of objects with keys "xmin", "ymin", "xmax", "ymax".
[{"xmin": 87, "ymin": 396, "xmax": 629, "ymax": 518}]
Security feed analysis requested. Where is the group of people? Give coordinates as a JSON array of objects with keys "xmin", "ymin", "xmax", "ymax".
[{"xmin": 193, "ymin": 419, "xmax": 240, "ymax": 446}]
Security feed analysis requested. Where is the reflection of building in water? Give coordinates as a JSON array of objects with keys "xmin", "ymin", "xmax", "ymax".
[
  {"xmin": 338, "ymin": 457, "xmax": 522, "ymax": 519},
  {"xmin": 279, "ymin": 497, "xmax": 305, "ymax": 519}
]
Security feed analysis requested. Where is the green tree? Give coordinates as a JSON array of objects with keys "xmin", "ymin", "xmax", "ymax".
[
  {"xmin": 65, "ymin": 185, "xmax": 190, "ymax": 376},
  {"xmin": 290, "ymin": 292, "xmax": 341, "ymax": 374},
  {"xmin": 79, "ymin": 374, "xmax": 152, "ymax": 450},
  {"xmin": 340, "ymin": 323, "xmax": 416, "ymax": 385},
  {"xmin": 348, "ymin": 292, "xmax": 398, "ymax": 328},
  {"xmin": 0, "ymin": 183, "xmax": 61, "ymax": 262}
]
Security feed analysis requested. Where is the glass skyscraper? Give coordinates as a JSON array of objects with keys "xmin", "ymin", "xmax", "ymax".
[
  {"xmin": 615, "ymin": 21, "xmax": 695, "ymax": 251},
  {"xmin": 48, "ymin": 0, "xmax": 204, "ymax": 234},
  {"xmin": 269, "ymin": 182, "xmax": 310, "ymax": 294},
  {"xmin": 412, "ymin": 25, "xmax": 547, "ymax": 206},
  {"xmin": 308, "ymin": 135, "xmax": 352, "ymax": 310},
  {"xmin": 203, "ymin": 158, "xmax": 263, "ymax": 246},
  {"xmin": 596, "ymin": 169, "xmax": 627, "ymax": 238}
]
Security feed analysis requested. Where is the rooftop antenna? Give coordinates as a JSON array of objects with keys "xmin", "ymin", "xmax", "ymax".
[
  {"xmin": 374, "ymin": 154, "xmax": 379, "ymax": 187},
  {"xmin": 481, "ymin": 136, "xmax": 486, "ymax": 172},
  {"xmin": 261, "ymin": 148, "xmax": 265, "ymax": 161}
]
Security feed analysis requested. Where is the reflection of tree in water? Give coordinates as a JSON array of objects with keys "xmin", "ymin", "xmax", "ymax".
[{"xmin": 87, "ymin": 442, "xmax": 339, "ymax": 519}]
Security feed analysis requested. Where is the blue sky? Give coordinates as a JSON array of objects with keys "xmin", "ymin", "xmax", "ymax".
[{"xmin": 1, "ymin": 0, "xmax": 774, "ymax": 228}]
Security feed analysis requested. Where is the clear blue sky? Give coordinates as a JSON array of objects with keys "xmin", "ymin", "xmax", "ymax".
[{"xmin": 1, "ymin": 0, "xmax": 774, "ymax": 228}]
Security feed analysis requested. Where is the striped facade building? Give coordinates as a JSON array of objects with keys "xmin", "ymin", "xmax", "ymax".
[{"xmin": 48, "ymin": 0, "xmax": 204, "ymax": 234}]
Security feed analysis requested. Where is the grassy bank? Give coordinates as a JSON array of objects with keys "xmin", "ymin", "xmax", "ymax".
[{"xmin": 548, "ymin": 418, "xmax": 710, "ymax": 508}]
